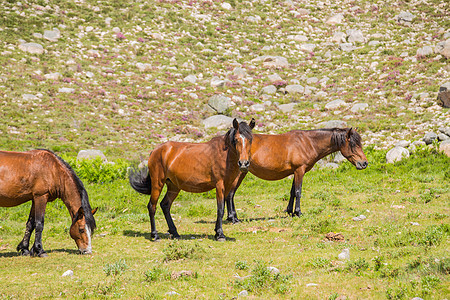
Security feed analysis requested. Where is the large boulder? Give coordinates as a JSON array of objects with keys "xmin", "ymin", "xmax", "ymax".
[
  {"xmin": 439, "ymin": 140, "xmax": 450, "ymax": 157},
  {"xmin": 208, "ymin": 94, "xmax": 231, "ymax": 114},
  {"xmin": 437, "ymin": 82, "xmax": 450, "ymax": 108},
  {"xmin": 386, "ymin": 147, "xmax": 410, "ymax": 163},
  {"xmin": 77, "ymin": 150, "xmax": 107, "ymax": 162},
  {"xmin": 202, "ymin": 115, "xmax": 233, "ymax": 129}
]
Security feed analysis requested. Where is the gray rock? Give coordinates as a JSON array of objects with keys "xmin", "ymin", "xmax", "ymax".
[
  {"xmin": 331, "ymin": 32, "xmax": 346, "ymax": 43},
  {"xmin": 77, "ymin": 150, "xmax": 107, "ymax": 162},
  {"xmin": 44, "ymin": 72, "xmax": 61, "ymax": 80},
  {"xmin": 350, "ymin": 103, "xmax": 368, "ymax": 113},
  {"xmin": 438, "ymin": 133, "xmax": 449, "ymax": 141},
  {"xmin": 267, "ymin": 266, "xmax": 280, "ymax": 274},
  {"xmin": 43, "ymin": 29, "xmax": 61, "ymax": 42},
  {"xmin": 238, "ymin": 290, "xmax": 249, "ymax": 297},
  {"xmin": 439, "ymin": 140, "xmax": 450, "ymax": 157},
  {"xmin": 250, "ymin": 104, "xmax": 265, "ymax": 112},
  {"xmin": 268, "ymin": 73, "xmax": 283, "ymax": 83},
  {"xmin": 208, "ymin": 94, "xmax": 231, "ymax": 114},
  {"xmin": 136, "ymin": 62, "xmax": 152, "ymax": 71},
  {"xmin": 396, "ymin": 11, "xmax": 415, "ymax": 23},
  {"xmin": 317, "ymin": 120, "xmax": 347, "ymax": 129},
  {"xmin": 395, "ymin": 140, "xmax": 410, "ymax": 148},
  {"xmin": 411, "ymin": 298, "xmax": 424, "ymax": 300},
  {"xmin": 352, "ymin": 215, "xmax": 366, "ymax": 221},
  {"xmin": 339, "ymin": 43, "xmax": 354, "ymax": 52},
  {"xmin": 338, "ymin": 248, "xmax": 350, "ymax": 260},
  {"xmin": 438, "ymin": 127, "xmax": 450, "ymax": 136},
  {"xmin": 299, "ymin": 43, "xmax": 316, "ymax": 52},
  {"xmin": 438, "ymin": 81, "xmax": 450, "ymax": 107},
  {"xmin": 333, "ymin": 151, "xmax": 346, "ymax": 163},
  {"xmin": 285, "ymin": 84, "xmax": 304, "ymax": 94},
  {"xmin": 184, "ymin": 74, "xmax": 197, "ymax": 84},
  {"xmin": 210, "ymin": 77, "xmax": 229, "ymax": 87},
  {"xmin": 440, "ymin": 39, "xmax": 450, "ymax": 59},
  {"xmin": 422, "ymin": 132, "xmax": 438, "ymax": 144},
  {"xmin": 202, "ymin": 115, "xmax": 233, "ymax": 129},
  {"xmin": 416, "ymin": 46, "xmax": 433, "ymax": 57},
  {"xmin": 346, "ymin": 29, "xmax": 365, "ymax": 43},
  {"xmin": 58, "ymin": 87, "xmax": 75, "ymax": 93},
  {"xmin": 261, "ymin": 85, "xmax": 277, "ymax": 95},
  {"xmin": 325, "ymin": 99, "xmax": 346, "ymax": 110},
  {"xmin": 386, "ymin": 147, "xmax": 410, "ymax": 163},
  {"xmin": 233, "ymin": 67, "xmax": 246, "ymax": 79},
  {"xmin": 165, "ymin": 291, "xmax": 180, "ymax": 296},
  {"xmin": 287, "ymin": 34, "xmax": 308, "ymax": 42},
  {"xmin": 252, "ymin": 55, "xmax": 289, "ymax": 68},
  {"xmin": 306, "ymin": 77, "xmax": 319, "ymax": 84},
  {"xmin": 278, "ymin": 103, "xmax": 296, "ymax": 113},
  {"xmin": 18, "ymin": 42, "xmax": 44, "ymax": 54},
  {"xmin": 22, "ymin": 94, "xmax": 38, "ymax": 100},
  {"xmin": 369, "ymin": 40, "xmax": 381, "ymax": 47},
  {"xmin": 326, "ymin": 13, "xmax": 344, "ymax": 25},
  {"xmin": 62, "ymin": 270, "xmax": 73, "ymax": 277}
]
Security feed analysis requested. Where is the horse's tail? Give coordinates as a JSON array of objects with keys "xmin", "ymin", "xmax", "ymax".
[{"xmin": 129, "ymin": 165, "xmax": 152, "ymax": 195}]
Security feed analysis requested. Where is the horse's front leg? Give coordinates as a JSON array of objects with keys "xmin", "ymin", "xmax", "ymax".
[
  {"xmin": 160, "ymin": 181, "xmax": 181, "ymax": 239},
  {"xmin": 30, "ymin": 195, "xmax": 49, "ymax": 257},
  {"xmin": 17, "ymin": 202, "xmax": 36, "ymax": 256},
  {"xmin": 225, "ymin": 172, "xmax": 247, "ymax": 224},
  {"xmin": 292, "ymin": 168, "xmax": 306, "ymax": 217},
  {"xmin": 215, "ymin": 183, "xmax": 226, "ymax": 241}
]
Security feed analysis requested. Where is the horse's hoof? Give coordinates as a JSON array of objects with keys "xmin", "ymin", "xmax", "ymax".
[
  {"xmin": 215, "ymin": 235, "xmax": 226, "ymax": 242},
  {"xmin": 293, "ymin": 212, "xmax": 303, "ymax": 217},
  {"xmin": 38, "ymin": 252, "xmax": 48, "ymax": 258},
  {"xmin": 20, "ymin": 249, "xmax": 30, "ymax": 256},
  {"xmin": 170, "ymin": 234, "xmax": 181, "ymax": 240}
]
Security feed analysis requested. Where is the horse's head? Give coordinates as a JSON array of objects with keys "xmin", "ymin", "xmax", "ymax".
[
  {"xmin": 226, "ymin": 118, "xmax": 255, "ymax": 172},
  {"xmin": 338, "ymin": 128, "xmax": 368, "ymax": 170},
  {"xmin": 70, "ymin": 207, "xmax": 97, "ymax": 254}
]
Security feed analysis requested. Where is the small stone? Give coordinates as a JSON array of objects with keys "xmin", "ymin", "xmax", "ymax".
[
  {"xmin": 267, "ymin": 266, "xmax": 280, "ymax": 274},
  {"xmin": 422, "ymin": 132, "xmax": 438, "ymax": 144},
  {"xmin": 396, "ymin": 11, "xmax": 415, "ymax": 23},
  {"xmin": 58, "ymin": 87, "xmax": 75, "ymax": 93},
  {"xmin": 317, "ymin": 120, "xmax": 347, "ymax": 129},
  {"xmin": 268, "ymin": 73, "xmax": 282, "ymax": 82},
  {"xmin": 44, "ymin": 72, "xmax": 61, "ymax": 80},
  {"xmin": 325, "ymin": 99, "xmax": 346, "ymax": 110},
  {"xmin": 285, "ymin": 84, "xmax": 304, "ymax": 94},
  {"xmin": 438, "ymin": 127, "xmax": 450, "ymax": 136},
  {"xmin": 18, "ymin": 42, "xmax": 44, "ymax": 55},
  {"xmin": 208, "ymin": 94, "xmax": 231, "ymax": 114},
  {"xmin": 278, "ymin": 103, "xmax": 296, "ymax": 113},
  {"xmin": 250, "ymin": 104, "xmax": 265, "ymax": 112},
  {"xmin": 221, "ymin": 2, "xmax": 232, "ymax": 10},
  {"xmin": 346, "ymin": 29, "xmax": 365, "ymax": 43},
  {"xmin": 202, "ymin": 115, "xmax": 233, "ymax": 129},
  {"xmin": 338, "ymin": 249, "xmax": 350, "ymax": 260},
  {"xmin": 184, "ymin": 74, "xmax": 197, "ymax": 84},
  {"xmin": 62, "ymin": 270, "xmax": 73, "ymax": 277},
  {"xmin": 261, "ymin": 85, "xmax": 277, "ymax": 95},
  {"xmin": 350, "ymin": 103, "xmax": 368, "ymax": 113},
  {"xmin": 410, "ymin": 222, "xmax": 420, "ymax": 226},
  {"xmin": 22, "ymin": 94, "xmax": 38, "ymax": 100},
  {"xmin": 238, "ymin": 290, "xmax": 249, "ymax": 297},
  {"xmin": 233, "ymin": 67, "xmax": 246, "ymax": 79},
  {"xmin": 339, "ymin": 43, "xmax": 354, "ymax": 52},
  {"xmin": 331, "ymin": 32, "xmax": 346, "ymax": 43},
  {"xmin": 43, "ymin": 29, "xmax": 61, "ymax": 42},
  {"xmin": 326, "ymin": 13, "xmax": 344, "ymax": 25},
  {"xmin": 165, "ymin": 291, "xmax": 180, "ymax": 296},
  {"xmin": 438, "ymin": 133, "xmax": 449, "ymax": 141},
  {"xmin": 306, "ymin": 283, "xmax": 319, "ymax": 287},
  {"xmin": 416, "ymin": 46, "xmax": 433, "ymax": 57},
  {"xmin": 439, "ymin": 140, "xmax": 450, "ymax": 157},
  {"xmin": 352, "ymin": 215, "xmax": 366, "ymax": 221}
]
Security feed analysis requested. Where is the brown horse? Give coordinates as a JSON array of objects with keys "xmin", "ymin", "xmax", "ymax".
[
  {"xmin": 0, "ymin": 149, "xmax": 97, "ymax": 257},
  {"xmin": 129, "ymin": 118, "xmax": 255, "ymax": 241},
  {"xmin": 225, "ymin": 128, "xmax": 368, "ymax": 223}
]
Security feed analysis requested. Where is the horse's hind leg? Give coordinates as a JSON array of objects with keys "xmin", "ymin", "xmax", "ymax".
[
  {"xmin": 17, "ymin": 202, "xmax": 36, "ymax": 256},
  {"xmin": 292, "ymin": 169, "xmax": 305, "ymax": 217},
  {"xmin": 30, "ymin": 195, "xmax": 49, "ymax": 257},
  {"xmin": 284, "ymin": 180, "xmax": 296, "ymax": 216},
  {"xmin": 160, "ymin": 181, "xmax": 180, "ymax": 239},
  {"xmin": 148, "ymin": 181, "xmax": 164, "ymax": 241}
]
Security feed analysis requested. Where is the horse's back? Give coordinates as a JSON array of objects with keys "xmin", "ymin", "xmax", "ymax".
[{"xmin": 0, "ymin": 150, "xmax": 59, "ymax": 207}]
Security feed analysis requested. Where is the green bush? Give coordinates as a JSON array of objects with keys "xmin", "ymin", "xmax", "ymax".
[
  {"xmin": 62, "ymin": 156, "xmax": 129, "ymax": 183},
  {"xmin": 162, "ymin": 241, "xmax": 205, "ymax": 261},
  {"xmin": 103, "ymin": 259, "xmax": 128, "ymax": 277}
]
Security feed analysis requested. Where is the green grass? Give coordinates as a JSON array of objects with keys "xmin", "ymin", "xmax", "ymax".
[{"xmin": 0, "ymin": 148, "xmax": 448, "ymax": 299}]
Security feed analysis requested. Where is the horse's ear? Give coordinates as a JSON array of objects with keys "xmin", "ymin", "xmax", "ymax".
[
  {"xmin": 92, "ymin": 207, "xmax": 98, "ymax": 215},
  {"xmin": 347, "ymin": 127, "xmax": 353, "ymax": 138},
  {"xmin": 232, "ymin": 118, "xmax": 239, "ymax": 130},
  {"xmin": 249, "ymin": 118, "xmax": 256, "ymax": 129},
  {"xmin": 75, "ymin": 207, "xmax": 85, "ymax": 221}
]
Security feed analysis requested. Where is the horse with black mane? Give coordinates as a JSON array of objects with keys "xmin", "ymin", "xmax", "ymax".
[
  {"xmin": 225, "ymin": 127, "xmax": 368, "ymax": 223},
  {"xmin": 129, "ymin": 118, "xmax": 255, "ymax": 241},
  {"xmin": 0, "ymin": 149, "xmax": 97, "ymax": 257}
]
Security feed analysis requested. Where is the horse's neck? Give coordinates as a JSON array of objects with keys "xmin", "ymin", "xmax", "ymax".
[
  {"xmin": 59, "ymin": 175, "xmax": 83, "ymax": 219},
  {"xmin": 310, "ymin": 131, "xmax": 339, "ymax": 160}
]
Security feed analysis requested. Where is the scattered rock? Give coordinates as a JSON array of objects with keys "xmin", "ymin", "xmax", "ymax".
[
  {"xmin": 386, "ymin": 147, "xmax": 410, "ymax": 163},
  {"xmin": 202, "ymin": 115, "xmax": 233, "ymax": 129},
  {"xmin": 18, "ymin": 42, "xmax": 44, "ymax": 55},
  {"xmin": 287, "ymin": 34, "xmax": 308, "ymax": 42},
  {"xmin": 439, "ymin": 39, "xmax": 450, "ymax": 58},
  {"xmin": 438, "ymin": 133, "xmax": 449, "ymax": 141},
  {"xmin": 325, "ymin": 99, "xmax": 346, "ymax": 110},
  {"xmin": 267, "ymin": 266, "xmax": 280, "ymax": 274},
  {"xmin": 165, "ymin": 291, "xmax": 180, "ymax": 296},
  {"xmin": 391, "ymin": 205, "xmax": 405, "ymax": 209},
  {"xmin": 278, "ymin": 103, "xmax": 296, "ymax": 113},
  {"xmin": 299, "ymin": 43, "xmax": 316, "ymax": 52},
  {"xmin": 317, "ymin": 120, "xmax": 347, "ymax": 129},
  {"xmin": 22, "ymin": 94, "xmax": 38, "ymax": 100},
  {"xmin": 171, "ymin": 270, "xmax": 195, "ymax": 279},
  {"xmin": 396, "ymin": 11, "xmax": 415, "ymax": 23},
  {"xmin": 338, "ymin": 249, "xmax": 350, "ymax": 260},
  {"xmin": 410, "ymin": 222, "xmax": 420, "ymax": 226},
  {"xmin": 268, "ymin": 73, "xmax": 282, "ymax": 82},
  {"xmin": 261, "ymin": 85, "xmax": 277, "ymax": 95},
  {"xmin": 350, "ymin": 103, "xmax": 368, "ymax": 113},
  {"xmin": 77, "ymin": 150, "xmax": 107, "ymax": 162},
  {"xmin": 136, "ymin": 62, "xmax": 152, "ymax": 71},
  {"xmin": 325, "ymin": 232, "xmax": 345, "ymax": 242},
  {"xmin": 252, "ymin": 55, "xmax": 289, "ymax": 68},
  {"xmin": 306, "ymin": 283, "xmax": 318, "ymax": 287},
  {"xmin": 416, "ymin": 46, "xmax": 433, "ymax": 57},
  {"xmin": 233, "ymin": 67, "xmax": 246, "ymax": 79},
  {"xmin": 439, "ymin": 127, "xmax": 450, "ymax": 136},
  {"xmin": 238, "ymin": 290, "xmax": 249, "ymax": 297},
  {"xmin": 250, "ymin": 104, "xmax": 265, "ymax": 112},
  {"xmin": 346, "ymin": 29, "xmax": 365, "ymax": 43},
  {"xmin": 62, "ymin": 270, "xmax": 73, "ymax": 277},
  {"xmin": 352, "ymin": 215, "xmax": 366, "ymax": 221},
  {"xmin": 422, "ymin": 132, "xmax": 438, "ymax": 144},
  {"xmin": 326, "ymin": 13, "xmax": 344, "ymax": 25},
  {"xmin": 44, "ymin": 72, "xmax": 61, "ymax": 80},
  {"xmin": 208, "ymin": 94, "xmax": 231, "ymax": 114},
  {"xmin": 43, "ymin": 29, "xmax": 61, "ymax": 42},
  {"xmin": 58, "ymin": 87, "xmax": 75, "ymax": 93},
  {"xmin": 221, "ymin": 2, "xmax": 232, "ymax": 10},
  {"xmin": 339, "ymin": 43, "xmax": 354, "ymax": 52},
  {"xmin": 439, "ymin": 140, "xmax": 450, "ymax": 157},
  {"xmin": 184, "ymin": 74, "xmax": 197, "ymax": 84},
  {"xmin": 331, "ymin": 32, "xmax": 346, "ymax": 43},
  {"xmin": 285, "ymin": 84, "xmax": 304, "ymax": 94},
  {"xmin": 437, "ymin": 82, "xmax": 450, "ymax": 108},
  {"xmin": 395, "ymin": 140, "xmax": 410, "ymax": 148}
]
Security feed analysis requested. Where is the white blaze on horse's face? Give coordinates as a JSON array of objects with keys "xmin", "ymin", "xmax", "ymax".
[
  {"xmin": 84, "ymin": 225, "xmax": 92, "ymax": 254},
  {"xmin": 236, "ymin": 135, "xmax": 251, "ymax": 172}
]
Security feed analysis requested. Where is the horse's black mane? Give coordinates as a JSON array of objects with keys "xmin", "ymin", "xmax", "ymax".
[
  {"xmin": 224, "ymin": 121, "xmax": 253, "ymax": 148},
  {"xmin": 39, "ymin": 149, "xmax": 96, "ymax": 232},
  {"xmin": 317, "ymin": 128, "xmax": 362, "ymax": 149}
]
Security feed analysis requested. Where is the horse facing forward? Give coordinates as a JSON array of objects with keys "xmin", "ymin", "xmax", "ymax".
[
  {"xmin": 225, "ymin": 127, "xmax": 368, "ymax": 223},
  {"xmin": 129, "ymin": 118, "xmax": 255, "ymax": 241},
  {"xmin": 0, "ymin": 149, "xmax": 97, "ymax": 257}
]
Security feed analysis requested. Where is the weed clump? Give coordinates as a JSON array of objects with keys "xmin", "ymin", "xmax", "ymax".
[
  {"xmin": 144, "ymin": 267, "xmax": 170, "ymax": 282},
  {"xmin": 103, "ymin": 259, "xmax": 128, "ymax": 277},
  {"xmin": 162, "ymin": 241, "xmax": 205, "ymax": 261}
]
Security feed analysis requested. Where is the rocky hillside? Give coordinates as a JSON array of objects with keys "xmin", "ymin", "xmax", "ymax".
[{"xmin": 0, "ymin": 0, "xmax": 449, "ymax": 159}]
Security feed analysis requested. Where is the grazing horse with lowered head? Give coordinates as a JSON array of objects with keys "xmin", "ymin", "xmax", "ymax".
[
  {"xmin": 225, "ymin": 127, "xmax": 368, "ymax": 223},
  {"xmin": 129, "ymin": 118, "xmax": 255, "ymax": 241},
  {"xmin": 0, "ymin": 149, "xmax": 97, "ymax": 257}
]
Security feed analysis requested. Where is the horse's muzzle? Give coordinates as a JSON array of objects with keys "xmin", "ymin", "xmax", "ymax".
[
  {"xmin": 238, "ymin": 160, "xmax": 250, "ymax": 172},
  {"xmin": 356, "ymin": 161, "xmax": 368, "ymax": 170},
  {"xmin": 79, "ymin": 249, "xmax": 92, "ymax": 255}
]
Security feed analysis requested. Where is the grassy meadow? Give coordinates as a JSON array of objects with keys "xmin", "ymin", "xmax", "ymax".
[{"xmin": 0, "ymin": 146, "xmax": 448, "ymax": 299}]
